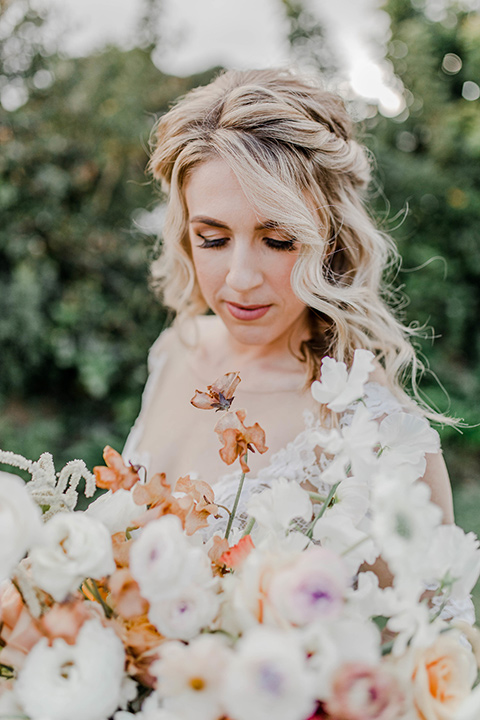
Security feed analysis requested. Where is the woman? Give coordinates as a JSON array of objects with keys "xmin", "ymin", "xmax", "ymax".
[{"xmin": 123, "ymin": 67, "xmax": 454, "ymax": 532}]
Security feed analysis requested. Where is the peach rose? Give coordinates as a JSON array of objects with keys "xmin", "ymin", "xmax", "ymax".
[{"xmin": 411, "ymin": 631, "xmax": 477, "ymax": 720}]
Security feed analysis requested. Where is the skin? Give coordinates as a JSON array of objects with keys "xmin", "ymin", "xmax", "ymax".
[{"xmin": 184, "ymin": 157, "xmax": 455, "ymax": 556}]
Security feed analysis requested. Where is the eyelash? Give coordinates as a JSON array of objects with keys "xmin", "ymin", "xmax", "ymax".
[{"xmin": 196, "ymin": 235, "xmax": 296, "ymax": 252}]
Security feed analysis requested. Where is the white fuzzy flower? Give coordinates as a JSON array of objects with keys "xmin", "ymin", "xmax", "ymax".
[
  {"xmin": 378, "ymin": 412, "xmax": 440, "ymax": 481},
  {"xmin": 85, "ymin": 488, "xmax": 145, "ymax": 535},
  {"xmin": 424, "ymin": 524, "xmax": 480, "ymax": 600},
  {"xmin": 222, "ymin": 626, "xmax": 316, "ymax": 720},
  {"xmin": 30, "ymin": 512, "xmax": 115, "ymax": 601},
  {"xmin": 130, "ymin": 515, "xmax": 212, "ymax": 603},
  {"xmin": 148, "ymin": 582, "xmax": 220, "ymax": 640},
  {"xmin": 154, "ymin": 634, "xmax": 232, "ymax": 720},
  {"xmin": 247, "ymin": 478, "xmax": 312, "ymax": 536},
  {"xmin": 0, "ymin": 473, "xmax": 43, "ymax": 582},
  {"xmin": 268, "ymin": 546, "xmax": 349, "ymax": 626},
  {"xmin": 311, "ymin": 349, "xmax": 375, "ymax": 412},
  {"xmin": 15, "ymin": 619, "xmax": 125, "ymax": 720}
]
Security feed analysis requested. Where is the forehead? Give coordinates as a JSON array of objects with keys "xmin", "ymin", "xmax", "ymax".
[{"xmin": 184, "ymin": 158, "xmax": 256, "ymax": 218}]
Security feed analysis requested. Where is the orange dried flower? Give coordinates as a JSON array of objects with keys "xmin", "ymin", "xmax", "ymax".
[
  {"xmin": 93, "ymin": 446, "xmax": 141, "ymax": 493},
  {"xmin": 219, "ymin": 535, "xmax": 255, "ymax": 569},
  {"xmin": 191, "ymin": 372, "xmax": 241, "ymax": 411},
  {"xmin": 214, "ymin": 409, "xmax": 268, "ymax": 473},
  {"xmin": 175, "ymin": 475, "xmax": 221, "ymax": 535},
  {"xmin": 38, "ymin": 598, "xmax": 91, "ymax": 646},
  {"xmin": 132, "ymin": 473, "xmax": 192, "ymax": 530},
  {"xmin": 108, "ymin": 568, "xmax": 149, "ymax": 620}
]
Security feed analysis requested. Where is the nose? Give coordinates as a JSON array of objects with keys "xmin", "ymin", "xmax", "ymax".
[{"xmin": 225, "ymin": 243, "xmax": 263, "ymax": 294}]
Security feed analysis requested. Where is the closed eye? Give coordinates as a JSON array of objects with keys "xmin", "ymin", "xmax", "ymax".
[
  {"xmin": 264, "ymin": 237, "xmax": 296, "ymax": 252},
  {"xmin": 196, "ymin": 234, "xmax": 228, "ymax": 249}
]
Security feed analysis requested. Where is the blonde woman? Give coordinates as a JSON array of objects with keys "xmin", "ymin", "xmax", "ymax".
[{"xmin": 123, "ymin": 68, "xmax": 454, "ymax": 541}]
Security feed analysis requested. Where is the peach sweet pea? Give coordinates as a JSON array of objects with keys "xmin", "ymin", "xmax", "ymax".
[
  {"xmin": 411, "ymin": 631, "xmax": 477, "ymax": 720},
  {"xmin": 0, "ymin": 582, "xmax": 43, "ymax": 671}
]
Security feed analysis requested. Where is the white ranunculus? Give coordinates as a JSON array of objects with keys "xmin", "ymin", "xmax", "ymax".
[
  {"xmin": 130, "ymin": 515, "xmax": 212, "ymax": 603},
  {"xmin": 222, "ymin": 626, "xmax": 316, "ymax": 720},
  {"xmin": 378, "ymin": 412, "xmax": 440, "ymax": 481},
  {"xmin": 15, "ymin": 619, "xmax": 125, "ymax": 720},
  {"xmin": 311, "ymin": 349, "xmax": 375, "ymax": 413},
  {"xmin": 30, "ymin": 511, "xmax": 115, "ymax": 601},
  {"xmin": 148, "ymin": 582, "xmax": 220, "ymax": 640},
  {"xmin": 154, "ymin": 635, "xmax": 232, "ymax": 720},
  {"xmin": 85, "ymin": 488, "xmax": 145, "ymax": 535},
  {"xmin": 247, "ymin": 478, "xmax": 312, "ymax": 536},
  {"xmin": 0, "ymin": 473, "xmax": 43, "ymax": 582},
  {"xmin": 268, "ymin": 546, "xmax": 349, "ymax": 626}
]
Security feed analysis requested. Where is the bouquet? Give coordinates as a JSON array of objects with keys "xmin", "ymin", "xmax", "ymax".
[{"xmin": 1, "ymin": 350, "xmax": 480, "ymax": 720}]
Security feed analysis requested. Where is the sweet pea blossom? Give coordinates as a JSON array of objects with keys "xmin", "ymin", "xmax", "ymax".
[
  {"xmin": 222, "ymin": 626, "xmax": 316, "ymax": 720},
  {"xmin": 30, "ymin": 512, "xmax": 115, "ymax": 602},
  {"xmin": 246, "ymin": 477, "xmax": 312, "ymax": 536},
  {"xmin": 311, "ymin": 349, "xmax": 375, "ymax": 412},
  {"xmin": 0, "ymin": 473, "xmax": 43, "ymax": 582},
  {"xmin": 154, "ymin": 634, "xmax": 232, "ymax": 720},
  {"xmin": 85, "ymin": 487, "xmax": 145, "ymax": 535},
  {"xmin": 378, "ymin": 412, "xmax": 440, "ymax": 482},
  {"xmin": 130, "ymin": 515, "xmax": 213, "ymax": 602},
  {"xmin": 15, "ymin": 619, "xmax": 125, "ymax": 720},
  {"xmin": 424, "ymin": 524, "xmax": 480, "ymax": 601}
]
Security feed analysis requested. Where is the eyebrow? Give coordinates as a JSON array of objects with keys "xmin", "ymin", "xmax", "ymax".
[{"xmin": 189, "ymin": 216, "xmax": 281, "ymax": 231}]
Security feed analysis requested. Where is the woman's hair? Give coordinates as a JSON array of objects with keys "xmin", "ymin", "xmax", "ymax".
[{"xmin": 148, "ymin": 67, "xmax": 448, "ymax": 422}]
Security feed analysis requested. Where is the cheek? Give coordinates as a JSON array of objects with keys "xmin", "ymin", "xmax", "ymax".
[{"xmin": 191, "ymin": 250, "xmax": 224, "ymax": 300}]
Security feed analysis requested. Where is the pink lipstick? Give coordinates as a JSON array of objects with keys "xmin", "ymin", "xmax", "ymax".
[{"xmin": 225, "ymin": 302, "xmax": 271, "ymax": 321}]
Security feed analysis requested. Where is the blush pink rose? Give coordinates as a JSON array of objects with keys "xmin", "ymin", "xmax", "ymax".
[{"xmin": 325, "ymin": 662, "xmax": 404, "ymax": 720}]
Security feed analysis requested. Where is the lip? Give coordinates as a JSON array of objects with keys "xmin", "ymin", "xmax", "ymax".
[{"xmin": 225, "ymin": 302, "xmax": 271, "ymax": 321}]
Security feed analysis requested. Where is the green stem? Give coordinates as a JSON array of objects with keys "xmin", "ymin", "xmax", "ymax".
[
  {"xmin": 225, "ymin": 454, "xmax": 248, "ymax": 540},
  {"xmin": 341, "ymin": 535, "xmax": 368, "ymax": 557},
  {"xmin": 308, "ymin": 492, "xmax": 328, "ymax": 503},
  {"xmin": 84, "ymin": 579, "xmax": 113, "ymax": 619},
  {"xmin": 306, "ymin": 481, "xmax": 340, "ymax": 539},
  {"xmin": 242, "ymin": 517, "xmax": 256, "ymax": 537}
]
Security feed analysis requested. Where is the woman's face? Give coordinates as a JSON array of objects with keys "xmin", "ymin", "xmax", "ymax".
[{"xmin": 185, "ymin": 158, "xmax": 309, "ymax": 352}]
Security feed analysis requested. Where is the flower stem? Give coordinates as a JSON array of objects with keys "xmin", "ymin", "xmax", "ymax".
[
  {"xmin": 242, "ymin": 517, "xmax": 256, "ymax": 537},
  {"xmin": 225, "ymin": 454, "xmax": 248, "ymax": 540},
  {"xmin": 84, "ymin": 579, "xmax": 113, "ymax": 618},
  {"xmin": 308, "ymin": 492, "xmax": 328, "ymax": 503},
  {"xmin": 306, "ymin": 481, "xmax": 340, "ymax": 539}
]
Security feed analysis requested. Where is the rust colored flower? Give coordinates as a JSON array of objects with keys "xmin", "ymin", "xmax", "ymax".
[
  {"xmin": 108, "ymin": 568, "xmax": 149, "ymax": 620},
  {"xmin": 111, "ymin": 531, "xmax": 133, "ymax": 568},
  {"xmin": 208, "ymin": 535, "xmax": 231, "ymax": 569},
  {"xmin": 132, "ymin": 472, "xmax": 192, "ymax": 530},
  {"xmin": 214, "ymin": 409, "xmax": 268, "ymax": 473},
  {"xmin": 175, "ymin": 475, "xmax": 221, "ymax": 535},
  {"xmin": 93, "ymin": 446, "xmax": 141, "ymax": 493},
  {"xmin": 191, "ymin": 371, "xmax": 241, "ymax": 411},
  {"xmin": 111, "ymin": 614, "xmax": 163, "ymax": 688},
  {"xmin": 219, "ymin": 535, "xmax": 255, "ymax": 569}
]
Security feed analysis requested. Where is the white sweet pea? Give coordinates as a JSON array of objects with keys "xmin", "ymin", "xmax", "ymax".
[
  {"xmin": 148, "ymin": 582, "xmax": 220, "ymax": 641},
  {"xmin": 85, "ymin": 488, "xmax": 145, "ymax": 535},
  {"xmin": 0, "ymin": 473, "xmax": 43, "ymax": 582},
  {"xmin": 424, "ymin": 525, "xmax": 480, "ymax": 601},
  {"xmin": 15, "ymin": 619, "xmax": 125, "ymax": 720},
  {"xmin": 311, "ymin": 349, "xmax": 375, "ymax": 412},
  {"xmin": 313, "ymin": 514, "xmax": 378, "ymax": 576},
  {"xmin": 130, "ymin": 515, "xmax": 212, "ymax": 602},
  {"xmin": 30, "ymin": 512, "xmax": 115, "ymax": 601},
  {"xmin": 154, "ymin": 634, "xmax": 232, "ymax": 720},
  {"xmin": 222, "ymin": 626, "xmax": 316, "ymax": 720},
  {"xmin": 378, "ymin": 412, "xmax": 440, "ymax": 481},
  {"xmin": 247, "ymin": 478, "xmax": 312, "ymax": 536}
]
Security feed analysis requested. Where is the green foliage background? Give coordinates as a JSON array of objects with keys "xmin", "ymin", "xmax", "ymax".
[{"xmin": 0, "ymin": 0, "xmax": 479, "ymax": 497}]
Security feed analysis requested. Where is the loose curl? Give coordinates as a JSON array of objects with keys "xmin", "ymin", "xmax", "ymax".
[{"xmin": 148, "ymin": 67, "xmax": 450, "ymax": 423}]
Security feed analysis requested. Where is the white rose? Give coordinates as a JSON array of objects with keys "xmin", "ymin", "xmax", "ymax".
[
  {"xmin": 130, "ymin": 515, "xmax": 211, "ymax": 602},
  {"xmin": 148, "ymin": 582, "xmax": 220, "ymax": 640},
  {"xmin": 0, "ymin": 473, "xmax": 43, "ymax": 582},
  {"xmin": 15, "ymin": 619, "xmax": 125, "ymax": 720},
  {"xmin": 30, "ymin": 512, "xmax": 115, "ymax": 601},
  {"xmin": 85, "ymin": 488, "xmax": 145, "ymax": 535}
]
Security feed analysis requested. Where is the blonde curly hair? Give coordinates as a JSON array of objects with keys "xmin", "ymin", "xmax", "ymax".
[{"xmin": 148, "ymin": 67, "xmax": 447, "ymax": 421}]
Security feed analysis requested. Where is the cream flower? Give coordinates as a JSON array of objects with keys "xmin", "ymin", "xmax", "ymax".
[
  {"xmin": 311, "ymin": 349, "xmax": 375, "ymax": 412},
  {"xmin": 410, "ymin": 631, "xmax": 477, "ymax": 720},
  {"xmin": 0, "ymin": 474, "xmax": 43, "ymax": 582},
  {"xmin": 130, "ymin": 515, "xmax": 213, "ymax": 604},
  {"xmin": 325, "ymin": 662, "xmax": 405, "ymax": 720},
  {"xmin": 30, "ymin": 512, "xmax": 115, "ymax": 602},
  {"xmin": 15, "ymin": 619, "xmax": 125, "ymax": 720},
  {"xmin": 222, "ymin": 626, "xmax": 316, "ymax": 720},
  {"xmin": 378, "ymin": 412, "xmax": 440, "ymax": 482},
  {"xmin": 154, "ymin": 634, "xmax": 232, "ymax": 720},
  {"xmin": 424, "ymin": 524, "xmax": 480, "ymax": 601},
  {"xmin": 85, "ymin": 488, "xmax": 145, "ymax": 535}
]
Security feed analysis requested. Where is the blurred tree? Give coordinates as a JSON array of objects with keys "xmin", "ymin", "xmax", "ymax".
[{"xmin": 0, "ymin": 2, "xmax": 217, "ymax": 468}]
